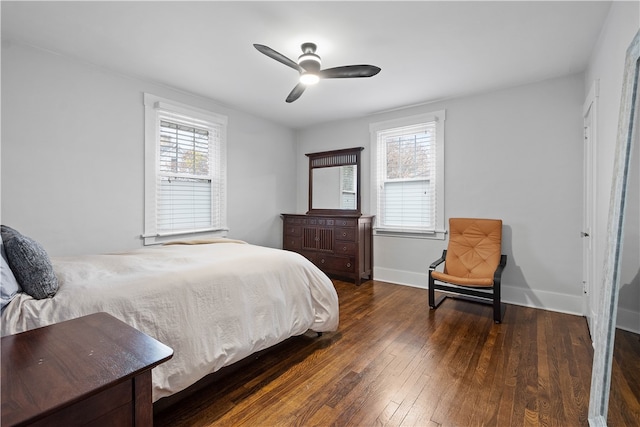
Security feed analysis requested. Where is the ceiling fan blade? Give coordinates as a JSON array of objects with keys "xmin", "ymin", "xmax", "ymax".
[
  {"xmin": 319, "ymin": 65, "xmax": 381, "ymax": 79},
  {"xmin": 286, "ymin": 83, "xmax": 306, "ymax": 103},
  {"xmin": 253, "ymin": 44, "xmax": 302, "ymax": 73}
]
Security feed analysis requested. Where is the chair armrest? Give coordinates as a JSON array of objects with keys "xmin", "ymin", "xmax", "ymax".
[
  {"xmin": 493, "ymin": 254, "xmax": 507, "ymax": 282},
  {"xmin": 429, "ymin": 250, "xmax": 447, "ymax": 270}
]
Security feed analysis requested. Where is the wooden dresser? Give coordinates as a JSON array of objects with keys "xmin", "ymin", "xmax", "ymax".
[
  {"xmin": 1, "ymin": 312, "xmax": 173, "ymax": 427},
  {"xmin": 282, "ymin": 214, "xmax": 373, "ymax": 285}
]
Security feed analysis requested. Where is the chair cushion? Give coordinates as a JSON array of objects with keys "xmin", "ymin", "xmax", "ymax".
[
  {"xmin": 440, "ymin": 218, "xmax": 502, "ymax": 286},
  {"xmin": 431, "ymin": 271, "xmax": 495, "ymax": 287}
]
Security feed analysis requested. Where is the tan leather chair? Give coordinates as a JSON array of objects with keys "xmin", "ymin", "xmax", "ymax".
[{"xmin": 428, "ymin": 218, "xmax": 507, "ymax": 323}]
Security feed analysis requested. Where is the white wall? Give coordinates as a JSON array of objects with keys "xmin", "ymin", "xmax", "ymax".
[
  {"xmin": 1, "ymin": 42, "xmax": 297, "ymax": 256},
  {"xmin": 295, "ymin": 73, "xmax": 586, "ymax": 315},
  {"xmin": 585, "ymin": 1, "xmax": 639, "ymax": 333},
  {"xmin": 3, "ymin": 5, "xmax": 636, "ymax": 323}
]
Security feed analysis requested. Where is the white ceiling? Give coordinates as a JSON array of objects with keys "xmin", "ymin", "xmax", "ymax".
[{"xmin": 2, "ymin": 1, "xmax": 611, "ymax": 129}]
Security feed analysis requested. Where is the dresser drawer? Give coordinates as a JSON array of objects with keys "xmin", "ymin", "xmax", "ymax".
[
  {"xmin": 284, "ymin": 217, "xmax": 304, "ymax": 225},
  {"xmin": 284, "ymin": 225, "xmax": 302, "ymax": 237},
  {"xmin": 300, "ymin": 250, "xmax": 317, "ymax": 263},
  {"xmin": 283, "ymin": 236, "xmax": 302, "ymax": 251},
  {"xmin": 334, "ymin": 241, "xmax": 356, "ymax": 255},
  {"xmin": 334, "ymin": 218, "xmax": 356, "ymax": 227},
  {"xmin": 335, "ymin": 228, "xmax": 356, "ymax": 241},
  {"xmin": 317, "ymin": 255, "xmax": 355, "ymax": 273},
  {"xmin": 30, "ymin": 380, "xmax": 133, "ymax": 427}
]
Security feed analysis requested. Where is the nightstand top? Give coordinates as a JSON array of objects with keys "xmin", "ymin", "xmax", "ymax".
[{"xmin": 1, "ymin": 312, "xmax": 173, "ymax": 426}]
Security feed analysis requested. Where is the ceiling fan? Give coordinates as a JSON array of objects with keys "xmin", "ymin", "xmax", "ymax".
[{"xmin": 253, "ymin": 42, "xmax": 381, "ymax": 103}]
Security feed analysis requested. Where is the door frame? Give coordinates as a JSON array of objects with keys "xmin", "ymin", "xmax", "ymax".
[{"xmin": 582, "ymin": 79, "xmax": 599, "ymax": 337}]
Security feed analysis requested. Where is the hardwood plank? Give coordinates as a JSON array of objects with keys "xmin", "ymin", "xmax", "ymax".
[
  {"xmin": 154, "ymin": 280, "xmax": 640, "ymax": 427},
  {"xmin": 608, "ymin": 328, "xmax": 640, "ymax": 427}
]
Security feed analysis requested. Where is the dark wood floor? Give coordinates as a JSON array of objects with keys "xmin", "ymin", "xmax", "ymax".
[{"xmin": 154, "ymin": 280, "xmax": 640, "ymax": 426}]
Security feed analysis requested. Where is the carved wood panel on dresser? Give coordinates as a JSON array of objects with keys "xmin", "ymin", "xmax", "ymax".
[{"xmin": 282, "ymin": 214, "xmax": 373, "ymax": 285}]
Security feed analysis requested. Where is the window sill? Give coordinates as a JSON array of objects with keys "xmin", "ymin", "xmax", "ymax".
[
  {"xmin": 373, "ymin": 229, "xmax": 447, "ymax": 240},
  {"xmin": 142, "ymin": 228, "xmax": 229, "ymax": 246}
]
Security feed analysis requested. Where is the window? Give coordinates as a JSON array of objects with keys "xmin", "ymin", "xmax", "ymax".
[
  {"xmin": 143, "ymin": 94, "xmax": 227, "ymax": 245},
  {"xmin": 370, "ymin": 111, "xmax": 445, "ymax": 238}
]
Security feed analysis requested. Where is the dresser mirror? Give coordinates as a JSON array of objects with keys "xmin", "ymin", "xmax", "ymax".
[{"xmin": 307, "ymin": 147, "xmax": 363, "ymax": 216}]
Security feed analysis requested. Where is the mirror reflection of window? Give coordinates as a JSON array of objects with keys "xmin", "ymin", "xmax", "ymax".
[{"xmin": 340, "ymin": 165, "xmax": 356, "ymax": 209}]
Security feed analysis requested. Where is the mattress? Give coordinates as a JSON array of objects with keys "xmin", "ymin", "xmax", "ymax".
[{"xmin": 1, "ymin": 241, "xmax": 339, "ymax": 401}]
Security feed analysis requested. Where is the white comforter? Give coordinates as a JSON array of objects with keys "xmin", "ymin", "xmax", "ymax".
[{"xmin": 1, "ymin": 241, "xmax": 339, "ymax": 402}]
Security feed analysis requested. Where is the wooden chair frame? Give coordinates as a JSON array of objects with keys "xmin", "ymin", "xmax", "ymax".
[{"xmin": 428, "ymin": 249, "xmax": 507, "ymax": 323}]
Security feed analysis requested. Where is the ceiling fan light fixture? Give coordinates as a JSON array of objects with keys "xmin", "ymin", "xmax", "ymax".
[
  {"xmin": 300, "ymin": 72, "xmax": 320, "ymax": 85},
  {"xmin": 254, "ymin": 41, "xmax": 381, "ymax": 103}
]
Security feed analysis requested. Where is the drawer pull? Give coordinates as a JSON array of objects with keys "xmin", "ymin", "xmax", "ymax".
[
  {"xmin": 320, "ymin": 259, "xmax": 325, "ymax": 264},
  {"xmin": 346, "ymin": 262, "xmax": 352, "ymax": 268},
  {"xmin": 342, "ymin": 246, "xmax": 347, "ymax": 251},
  {"xmin": 342, "ymin": 232, "xmax": 347, "ymax": 237}
]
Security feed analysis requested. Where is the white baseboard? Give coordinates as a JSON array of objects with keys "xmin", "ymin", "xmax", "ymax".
[
  {"xmin": 616, "ymin": 306, "xmax": 640, "ymax": 334},
  {"xmin": 501, "ymin": 286, "xmax": 583, "ymax": 316},
  {"xmin": 373, "ymin": 267, "xmax": 584, "ymax": 317},
  {"xmin": 374, "ymin": 267, "xmax": 428, "ymax": 290}
]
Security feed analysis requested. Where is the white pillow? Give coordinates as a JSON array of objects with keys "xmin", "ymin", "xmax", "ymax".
[{"xmin": 1, "ymin": 236, "xmax": 21, "ymax": 311}]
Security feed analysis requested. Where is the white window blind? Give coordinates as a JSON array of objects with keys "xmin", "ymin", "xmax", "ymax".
[
  {"xmin": 157, "ymin": 119, "xmax": 218, "ymax": 233},
  {"xmin": 371, "ymin": 111, "xmax": 445, "ymax": 237},
  {"xmin": 341, "ymin": 165, "xmax": 357, "ymax": 209},
  {"xmin": 143, "ymin": 94, "xmax": 227, "ymax": 245}
]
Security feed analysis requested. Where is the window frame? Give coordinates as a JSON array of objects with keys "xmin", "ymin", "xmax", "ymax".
[
  {"xmin": 370, "ymin": 110, "xmax": 446, "ymax": 239},
  {"xmin": 143, "ymin": 93, "xmax": 228, "ymax": 245}
]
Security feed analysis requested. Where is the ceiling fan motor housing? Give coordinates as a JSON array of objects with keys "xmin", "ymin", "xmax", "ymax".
[{"xmin": 298, "ymin": 42, "xmax": 321, "ymax": 72}]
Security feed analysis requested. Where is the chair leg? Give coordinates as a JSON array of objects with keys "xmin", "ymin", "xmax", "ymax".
[
  {"xmin": 429, "ymin": 274, "xmax": 448, "ymax": 310},
  {"xmin": 493, "ymin": 283, "xmax": 502, "ymax": 323},
  {"xmin": 429, "ymin": 273, "xmax": 436, "ymax": 309}
]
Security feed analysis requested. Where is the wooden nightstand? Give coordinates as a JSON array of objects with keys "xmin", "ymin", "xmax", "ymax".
[{"xmin": 1, "ymin": 312, "xmax": 173, "ymax": 426}]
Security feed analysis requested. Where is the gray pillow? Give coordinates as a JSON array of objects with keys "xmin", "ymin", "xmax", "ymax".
[
  {"xmin": 4, "ymin": 232, "xmax": 58, "ymax": 300},
  {"xmin": 1, "ymin": 237, "xmax": 21, "ymax": 311},
  {"xmin": 1, "ymin": 225, "xmax": 21, "ymax": 245}
]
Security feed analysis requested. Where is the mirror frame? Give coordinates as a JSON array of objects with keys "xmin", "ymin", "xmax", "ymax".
[
  {"xmin": 588, "ymin": 29, "xmax": 639, "ymax": 426},
  {"xmin": 306, "ymin": 147, "xmax": 363, "ymax": 216}
]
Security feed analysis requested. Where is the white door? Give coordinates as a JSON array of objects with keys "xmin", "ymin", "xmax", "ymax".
[{"xmin": 582, "ymin": 82, "xmax": 598, "ymax": 337}]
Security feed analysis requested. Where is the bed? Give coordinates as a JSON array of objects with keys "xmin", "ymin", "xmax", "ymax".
[{"xmin": 1, "ymin": 238, "xmax": 339, "ymax": 402}]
